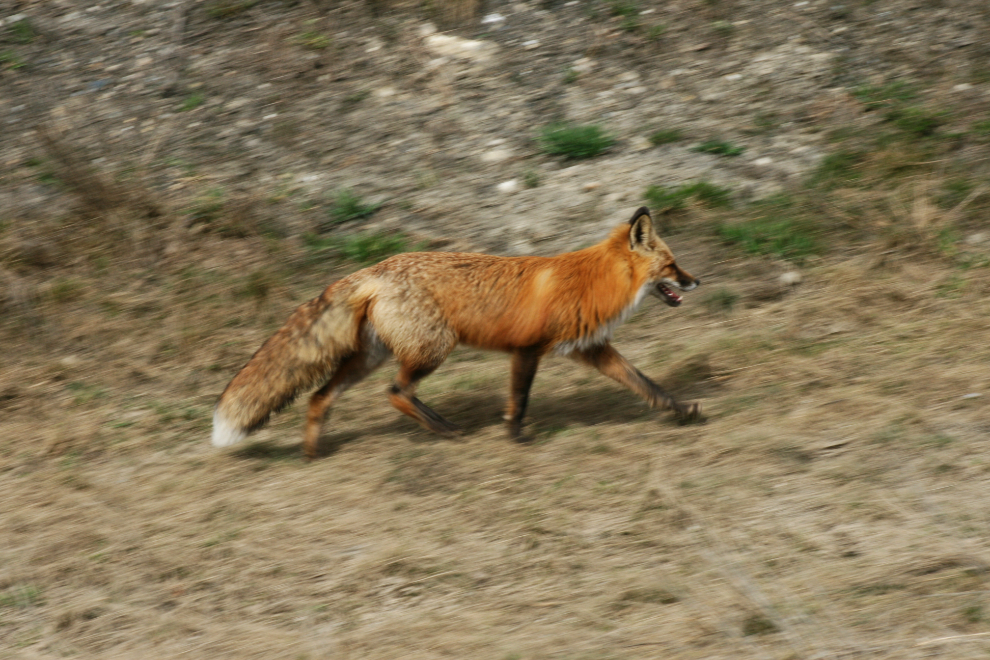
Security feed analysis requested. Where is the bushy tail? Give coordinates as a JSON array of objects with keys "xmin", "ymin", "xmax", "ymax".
[{"xmin": 212, "ymin": 282, "xmax": 366, "ymax": 447}]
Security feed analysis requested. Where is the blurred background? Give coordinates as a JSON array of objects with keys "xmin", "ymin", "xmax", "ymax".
[{"xmin": 1, "ymin": 0, "xmax": 989, "ymax": 658}]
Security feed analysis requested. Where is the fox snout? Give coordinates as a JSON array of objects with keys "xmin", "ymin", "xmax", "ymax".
[{"xmin": 654, "ymin": 267, "xmax": 699, "ymax": 307}]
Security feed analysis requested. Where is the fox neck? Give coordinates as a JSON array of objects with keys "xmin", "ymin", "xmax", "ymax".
[{"xmin": 552, "ymin": 229, "xmax": 654, "ymax": 354}]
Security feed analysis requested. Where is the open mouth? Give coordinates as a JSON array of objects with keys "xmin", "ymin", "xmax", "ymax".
[{"xmin": 656, "ymin": 282, "xmax": 683, "ymax": 307}]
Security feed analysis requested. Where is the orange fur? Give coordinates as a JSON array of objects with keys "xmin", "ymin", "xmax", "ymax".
[{"xmin": 212, "ymin": 207, "xmax": 701, "ymax": 458}]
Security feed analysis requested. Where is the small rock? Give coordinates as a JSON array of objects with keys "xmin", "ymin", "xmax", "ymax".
[
  {"xmin": 965, "ymin": 232, "xmax": 987, "ymax": 246},
  {"xmin": 779, "ymin": 271, "xmax": 803, "ymax": 286},
  {"xmin": 425, "ymin": 34, "xmax": 497, "ymax": 61},
  {"xmin": 497, "ymin": 180, "xmax": 520, "ymax": 194},
  {"xmin": 953, "ymin": 83, "xmax": 973, "ymax": 92},
  {"xmin": 482, "ymin": 13, "xmax": 505, "ymax": 24},
  {"xmin": 582, "ymin": 182, "xmax": 601, "ymax": 192},
  {"xmin": 481, "ymin": 148, "xmax": 512, "ymax": 163},
  {"xmin": 753, "ymin": 157, "xmax": 773, "ymax": 166},
  {"xmin": 572, "ymin": 57, "xmax": 595, "ymax": 74},
  {"xmin": 962, "ymin": 393, "xmax": 983, "ymax": 399},
  {"xmin": 60, "ymin": 355, "xmax": 82, "ymax": 368}
]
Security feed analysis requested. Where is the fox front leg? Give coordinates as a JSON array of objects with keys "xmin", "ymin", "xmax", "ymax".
[
  {"xmin": 572, "ymin": 343, "xmax": 702, "ymax": 422},
  {"xmin": 504, "ymin": 347, "xmax": 542, "ymax": 441}
]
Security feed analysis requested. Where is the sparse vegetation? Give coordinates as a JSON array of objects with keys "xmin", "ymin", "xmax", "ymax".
[
  {"xmin": 7, "ymin": 18, "xmax": 35, "ymax": 44},
  {"xmin": 646, "ymin": 23, "xmax": 667, "ymax": 40},
  {"xmin": 304, "ymin": 231, "xmax": 416, "ymax": 265},
  {"xmin": 325, "ymin": 188, "xmax": 381, "ymax": 225},
  {"xmin": 339, "ymin": 232, "xmax": 414, "ymax": 264},
  {"xmin": 292, "ymin": 27, "xmax": 331, "ymax": 50},
  {"xmin": 644, "ymin": 181, "xmax": 732, "ymax": 211},
  {"xmin": 206, "ymin": 0, "xmax": 258, "ymax": 19},
  {"xmin": 179, "ymin": 91, "xmax": 205, "ymax": 112},
  {"xmin": 538, "ymin": 123, "xmax": 615, "ymax": 159},
  {"xmin": 648, "ymin": 128, "xmax": 683, "ymax": 146},
  {"xmin": 704, "ymin": 288, "xmax": 739, "ymax": 313},
  {"xmin": 0, "ymin": 50, "xmax": 26, "ymax": 70},
  {"xmin": 693, "ymin": 139, "xmax": 745, "ymax": 157},
  {"xmin": 717, "ymin": 214, "xmax": 819, "ymax": 262}
]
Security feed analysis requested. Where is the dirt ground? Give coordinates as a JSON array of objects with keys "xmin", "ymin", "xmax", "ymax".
[{"xmin": 2, "ymin": 1, "xmax": 990, "ymax": 658}]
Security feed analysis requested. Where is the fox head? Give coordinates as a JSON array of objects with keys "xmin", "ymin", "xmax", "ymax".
[{"xmin": 628, "ymin": 207, "xmax": 700, "ymax": 307}]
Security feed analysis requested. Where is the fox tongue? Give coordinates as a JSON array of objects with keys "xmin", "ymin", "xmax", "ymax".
[{"xmin": 657, "ymin": 283, "xmax": 682, "ymax": 306}]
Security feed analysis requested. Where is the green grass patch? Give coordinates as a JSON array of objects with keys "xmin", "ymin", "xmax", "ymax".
[
  {"xmin": 8, "ymin": 18, "xmax": 35, "ymax": 44},
  {"xmin": 808, "ymin": 150, "xmax": 864, "ymax": 188},
  {"xmin": 292, "ymin": 30, "xmax": 331, "ymax": 50},
  {"xmin": 206, "ymin": 0, "xmax": 258, "ymax": 18},
  {"xmin": 886, "ymin": 106, "xmax": 946, "ymax": 137},
  {"xmin": 692, "ymin": 139, "xmax": 745, "ymax": 157},
  {"xmin": 648, "ymin": 128, "xmax": 683, "ymax": 146},
  {"xmin": 0, "ymin": 50, "xmax": 26, "ymax": 70},
  {"xmin": 646, "ymin": 24, "xmax": 667, "ymax": 40},
  {"xmin": 711, "ymin": 20, "xmax": 734, "ymax": 37},
  {"xmin": 538, "ymin": 123, "xmax": 615, "ymax": 160},
  {"xmin": 340, "ymin": 233, "xmax": 415, "ymax": 264},
  {"xmin": 186, "ymin": 187, "xmax": 224, "ymax": 224},
  {"xmin": 304, "ymin": 231, "xmax": 420, "ymax": 265},
  {"xmin": 607, "ymin": 0, "xmax": 639, "ymax": 17},
  {"xmin": 0, "ymin": 584, "xmax": 43, "ymax": 610},
  {"xmin": 340, "ymin": 90, "xmax": 370, "ymax": 111},
  {"xmin": 180, "ymin": 91, "xmax": 205, "ymax": 112},
  {"xmin": 326, "ymin": 188, "xmax": 381, "ymax": 225},
  {"xmin": 852, "ymin": 80, "xmax": 917, "ymax": 112},
  {"xmin": 717, "ymin": 199, "xmax": 820, "ymax": 262}
]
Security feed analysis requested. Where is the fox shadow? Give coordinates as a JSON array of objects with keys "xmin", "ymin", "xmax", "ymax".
[{"xmin": 232, "ymin": 381, "xmax": 694, "ymax": 462}]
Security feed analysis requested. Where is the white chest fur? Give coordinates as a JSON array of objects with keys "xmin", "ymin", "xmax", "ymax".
[{"xmin": 554, "ymin": 282, "xmax": 652, "ymax": 355}]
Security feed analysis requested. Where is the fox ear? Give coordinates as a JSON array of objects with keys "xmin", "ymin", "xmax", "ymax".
[{"xmin": 628, "ymin": 207, "xmax": 655, "ymax": 251}]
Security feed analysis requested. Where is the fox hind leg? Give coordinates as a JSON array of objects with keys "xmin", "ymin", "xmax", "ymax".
[
  {"xmin": 388, "ymin": 361, "xmax": 461, "ymax": 437},
  {"xmin": 304, "ymin": 329, "xmax": 391, "ymax": 460}
]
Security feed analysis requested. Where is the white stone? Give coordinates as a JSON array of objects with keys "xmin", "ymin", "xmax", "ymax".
[
  {"xmin": 497, "ymin": 180, "xmax": 520, "ymax": 194},
  {"xmin": 481, "ymin": 148, "xmax": 512, "ymax": 163},
  {"xmin": 572, "ymin": 57, "xmax": 595, "ymax": 73},
  {"xmin": 753, "ymin": 157, "xmax": 773, "ymax": 166},
  {"xmin": 424, "ymin": 33, "xmax": 497, "ymax": 61},
  {"xmin": 582, "ymin": 181, "xmax": 601, "ymax": 192},
  {"xmin": 779, "ymin": 271, "xmax": 803, "ymax": 286}
]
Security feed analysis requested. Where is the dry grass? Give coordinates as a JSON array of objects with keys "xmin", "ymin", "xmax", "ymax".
[{"xmin": 2, "ymin": 190, "xmax": 990, "ymax": 657}]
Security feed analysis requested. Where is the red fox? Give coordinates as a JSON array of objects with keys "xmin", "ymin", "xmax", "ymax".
[{"xmin": 212, "ymin": 207, "xmax": 701, "ymax": 458}]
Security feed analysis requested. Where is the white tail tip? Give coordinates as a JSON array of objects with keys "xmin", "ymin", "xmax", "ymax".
[{"xmin": 211, "ymin": 409, "xmax": 247, "ymax": 448}]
